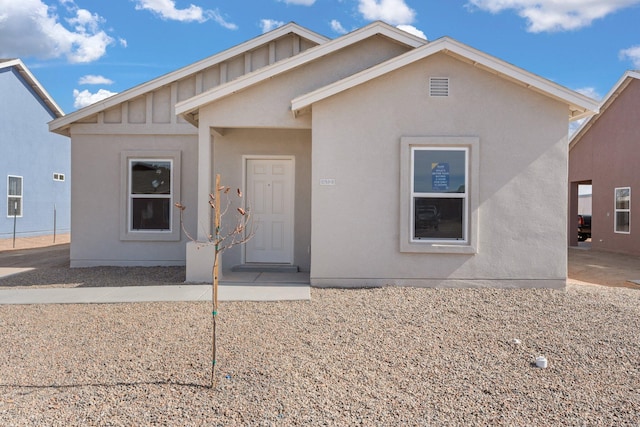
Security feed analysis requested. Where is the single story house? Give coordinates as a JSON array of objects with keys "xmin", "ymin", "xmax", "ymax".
[
  {"xmin": 569, "ymin": 70, "xmax": 640, "ymax": 255},
  {"xmin": 50, "ymin": 21, "xmax": 598, "ymax": 289},
  {"xmin": 1, "ymin": 59, "xmax": 70, "ymax": 239}
]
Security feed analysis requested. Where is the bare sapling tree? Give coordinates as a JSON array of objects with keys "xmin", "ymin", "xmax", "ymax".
[{"xmin": 175, "ymin": 173, "xmax": 253, "ymax": 388}]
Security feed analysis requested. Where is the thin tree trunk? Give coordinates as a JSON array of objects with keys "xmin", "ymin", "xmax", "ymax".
[{"xmin": 211, "ymin": 174, "xmax": 221, "ymax": 388}]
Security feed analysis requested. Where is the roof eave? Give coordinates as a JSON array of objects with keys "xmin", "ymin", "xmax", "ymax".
[
  {"xmin": 291, "ymin": 37, "xmax": 599, "ymax": 120},
  {"xmin": 175, "ymin": 21, "xmax": 428, "ymax": 118},
  {"xmin": 1, "ymin": 59, "xmax": 65, "ymax": 119},
  {"xmin": 569, "ymin": 70, "xmax": 640, "ymax": 150},
  {"xmin": 49, "ymin": 22, "xmax": 330, "ymax": 132}
]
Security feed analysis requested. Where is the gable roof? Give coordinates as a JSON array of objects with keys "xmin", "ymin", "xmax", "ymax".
[
  {"xmin": 0, "ymin": 58, "xmax": 64, "ymax": 118},
  {"xmin": 49, "ymin": 22, "xmax": 330, "ymax": 135},
  {"xmin": 569, "ymin": 70, "xmax": 640, "ymax": 150},
  {"xmin": 290, "ymin": 37, "xmax": 599, "ymax": 121},
  {"xmin": 175, "ymin": 21, "xmax": 428, "ymax": 124}
]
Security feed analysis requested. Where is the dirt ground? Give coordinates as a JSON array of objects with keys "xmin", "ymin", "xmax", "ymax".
[
  {"xmin": 568, "ymin": 245, "xmax": 640, "ymax": 288},
  {"xmin": 0, "ymin": 233, "xmax": 639, "ymax": 289},
  {"xmin": 0, "ymin": 233, "xmax": 69, "ymax": 252},
  {"xmin": 0, "ymin": 234, "xmax": 70, "ymax": 270}
]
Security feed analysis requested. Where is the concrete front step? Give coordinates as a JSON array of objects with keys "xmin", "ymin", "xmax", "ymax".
[{"xmin": 231, "ymin": 264, "xmax": 300, "ymax": 273}]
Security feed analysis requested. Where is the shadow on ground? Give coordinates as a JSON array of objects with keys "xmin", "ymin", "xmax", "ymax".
[{"xmin": 0, "ymin": 244, "xmax": 186, "ymax": 287}]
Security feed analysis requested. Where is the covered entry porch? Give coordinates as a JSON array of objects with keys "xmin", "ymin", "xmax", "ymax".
[{"xmin": 185, "ymin": 127, "xmax": 312, "ymax": 283}]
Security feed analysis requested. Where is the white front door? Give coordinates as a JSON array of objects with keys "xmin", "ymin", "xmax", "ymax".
[{"xmin": 245, "ymin": 158, "xmax": 294, "ymax": 264}]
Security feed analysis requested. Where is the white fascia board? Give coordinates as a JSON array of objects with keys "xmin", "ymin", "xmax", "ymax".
[
  {"xmin": 49, "ymin": 23, "xmax": 329, "ymax": 133},
  {"xmin": 1, "ymin": 59, "xmax": 65, "ymax": 118},
  {"xmin": 175, "ymin": 21, "xmax": 427, "ymax": 118},
  {"xmin": 291, "ymin": 37, "xmax": 600, "ymax": 120},
  {"xmin": 569, "ymin": 70, "xmax": 640, "ymax": 149}
]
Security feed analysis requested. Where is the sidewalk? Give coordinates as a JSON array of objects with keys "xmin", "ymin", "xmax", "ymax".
[
  {"xmin": 0, "ymin": 283, "xmax": 310, "ymax": 305},
  {"xmin": 0, "ymin": 234, "xmax": 311, "ymax": 304}
]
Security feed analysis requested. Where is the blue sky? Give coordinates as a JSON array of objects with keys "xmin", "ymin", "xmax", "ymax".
[{"xmin": 1, "ymin": 0, "xmax": 640, "ymax": 116}]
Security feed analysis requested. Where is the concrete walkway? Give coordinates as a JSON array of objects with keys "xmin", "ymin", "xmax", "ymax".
[
  {"xmin": 0, "ymin": 235, "xmax": 311, "ymax": 305},
  {"xmin": 0, "ymin": 282, "xmax": 310, "ymax": 305}
]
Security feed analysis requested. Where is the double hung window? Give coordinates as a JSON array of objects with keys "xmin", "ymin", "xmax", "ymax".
[
  {"xmin": 129, "ymin": 159, "xmax": 172, "ymax": 231},
  {"xmin": 614, "ymin": 187, "xmax": 630, "ymax": 234},
  {"xmin": 400, "ymin": 137, "xmax": 478, "ymax": 254},
  {"xmin": 7, "ymin": 176, "xmax": 23, "ymax": 217},
  {"xmin": 120, "ymin": 151, "xmax": 181, "ymax": 241},
  {"xmin": 411, "ymin": 147, "xmax": 468, "ymax": 242}
]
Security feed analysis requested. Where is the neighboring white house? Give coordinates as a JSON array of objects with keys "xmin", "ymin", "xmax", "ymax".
[
  {"xmin": 50, "ymin": 21, "xmax": 598, "ymax": 290},
  {"xmin": 578, "ymin": 192, "xmax": 592, "ymax": 216}
]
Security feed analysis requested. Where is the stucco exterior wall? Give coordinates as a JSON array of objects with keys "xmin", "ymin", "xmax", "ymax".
[
  {"xmin": 191, "ymin": 35, "xmax": 415, "ymax": 272},
  {"xmin": 61, "ymin": 31, "xmax": 334, "ymax": 267},
  {"xmin": 211, "ymin": 128, "xmax": 312, "ymax": 271},
  {"xmin": 0, "ymin": 67, "xmax": 70, "ymax": 238},
  {"xmin": 569, "ymin": 78, "xmax": 640, "ymax": 255},
  {"xmin": 69, "ymin": 132, "xmax": 198, "ymax": 266},
  {"xmin": 310, "ymin": 53, "xmax": 569, "ymax": 288}
]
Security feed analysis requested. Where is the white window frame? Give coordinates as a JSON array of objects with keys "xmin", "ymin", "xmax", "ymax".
[
  {"xmin": 410, "ymin": 146, "xmax": 469, "ymax": 243},
  {"xmin": 120, "ymin": 151, "xmax": 181, "ymax": 241},
  {"xmin": 53, "ymin": 173, "xmax": 65, "ymax": 182},
  {"xmin": 400, "ymin": 137, "xmax": 479, "ymax": 254},
  {"xmin": 614, "ymin": 187, "xmax": 631, "ymax": 234},
  {"xmin": 7, "ymin": 175, "xmax": 23, "ymax": 218}
]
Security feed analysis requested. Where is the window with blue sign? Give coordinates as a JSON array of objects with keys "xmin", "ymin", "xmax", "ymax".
[{"xmin": 411, "ymin": 147, "xmax": 468, "ymax": 241}]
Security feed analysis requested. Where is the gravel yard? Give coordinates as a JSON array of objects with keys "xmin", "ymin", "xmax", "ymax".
[{"xmin": 1, "ymin": 284, "xmax": 639, "ymax": 426}]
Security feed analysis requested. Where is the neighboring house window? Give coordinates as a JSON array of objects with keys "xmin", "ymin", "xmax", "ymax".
[
  {"xmin": 53, "ymin": 173, "xmax": 65, "ymax": 181},
  {"xmin": 120, "ymin": 151, "xmax": 181, "ymax": 241},
  {"xmin": 400, "ymin": 137, "xmax": 478, "ymax": 254},
  {"xmin": 7, "ymin": 176, "xmax": 23, "ymax": 217},
  {"xmin": 614, "ymin": 187, "xmax": 631, "ymax": 234}
]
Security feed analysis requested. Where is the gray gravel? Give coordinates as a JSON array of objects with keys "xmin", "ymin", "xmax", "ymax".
[{"xmin": 1, "ymin": 283, "xmax": 639, "ymax": 426}]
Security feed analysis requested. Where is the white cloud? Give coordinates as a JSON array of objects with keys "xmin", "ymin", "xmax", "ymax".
[
  {"xmin": 330, "ymin": 19, "xmax": 348, "ymax": 34},
  {"xmin": 209, "ymin": 10, "xmax": 238, "ymax": 30},
  {"xmin": 73, "ymin": 88, "xmax": 118, "ymax": 108},
  {"xmin": 569, "ymin": 118, "xmax": 587, "ymax": 136},
  {"xmin": 358, "ymin": 0, "xmax": 416, "ymax": 26},
  {"xmin": 467, "ymin": 0, "xmax": 640, "ymax": 33},
  {"xmin": 396, "ymin": 24, "xmax": 427, "ymax": 40},
  {"xmin": 0, "ymin": 0, "xmax": 115, "ymax": 63},
  {"xmin": 620, "ymin": 45, "xmax": 640, "ymax": 68},
  {"xmin": 575, "ymin": 87, "xmax": 601, "ymax": 101},
  {"xmin": 279, "ymin": 0, "xmax": 316, "ymax": 4},
  {"xmin": 78, "ymin": 75, "xmax": 114, "ymax": 85},
  {"xmin": 119, "ymin": 38, "xmax": 128, "ymax": 48},
  {"xmin": 260, "ymin": 19, "xmax": 285, "ymax": 33},
  {"xmin": 134, "ymin": 0, "xmax": 238, "ymax": 28}
]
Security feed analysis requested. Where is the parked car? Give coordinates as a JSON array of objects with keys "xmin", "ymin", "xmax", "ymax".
[
  {"xmin": 416, "ymin": 204, "xmax": 441, "ymax": 230},
  {"xmin": 578, "ymin": 214, "xmax": 591, "ymax": 241}
]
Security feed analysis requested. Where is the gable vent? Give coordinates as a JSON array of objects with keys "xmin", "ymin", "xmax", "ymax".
[{"xmin": 429, "ymin": 77, "xmax": 449, "ymax": 97}]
